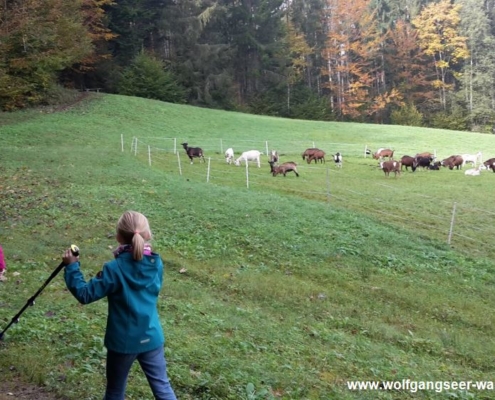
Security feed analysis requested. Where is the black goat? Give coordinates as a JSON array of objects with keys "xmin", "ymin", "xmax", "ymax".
[{"xmin": 181, "ymin": 142, "xmax": 205, "ymax": 164}]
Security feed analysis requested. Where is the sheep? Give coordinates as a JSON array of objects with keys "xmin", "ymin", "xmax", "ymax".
[
  {"xmin": 234, "ymin": 150, "xmax": 262, "ymax": 168},
  {"xmin": 181, "ymin": 142, "xmax": 205, "ymax": 164},
  {"xmin": 225, "ymin": 148, "xmax": 234, "ymax": 164},
  {"xmin": 268, "ymin": 161, "xmax": 299, "ymax": 177}
]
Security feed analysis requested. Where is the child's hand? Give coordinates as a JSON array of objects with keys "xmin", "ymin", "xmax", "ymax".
[{"xmin": 63, "ymin": 248, "xmax": 79, "ymax": 266}]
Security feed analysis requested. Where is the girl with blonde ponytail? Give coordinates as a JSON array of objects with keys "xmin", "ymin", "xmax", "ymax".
[{"xmin": 62, "ymin": 211, "xmax": 177, "ymax": 400}]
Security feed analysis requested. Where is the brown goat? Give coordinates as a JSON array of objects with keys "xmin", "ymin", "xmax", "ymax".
[
  {"xmin": 372, "ymin": 148, "xmax": 394, "ymax": 160},
  {"xmin": 380, "ymin": 160, "xmax": 401, "ymax": 177},
  {"xmin": 302, "ymin": 148, "xmax": 319, "ymax": 161},
  {"xmin": 268, "ymin": 161, "xmax": 299, "ymax": 177},
  {"xmin": 441, "ymin": 155, "xmax": 463, "ymax": 170},
  {"xmin": 307, "ymin": 149, "xmax": 326, "ymax": 164},
  {"xmin": 415, "ymin": 151, "xmax": 435, "ymax": 159}
]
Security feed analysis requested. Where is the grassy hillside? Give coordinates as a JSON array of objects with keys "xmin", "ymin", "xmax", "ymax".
[{"xmin": 1, "ymin": 94, "xmax": 495, "ymax": 400}]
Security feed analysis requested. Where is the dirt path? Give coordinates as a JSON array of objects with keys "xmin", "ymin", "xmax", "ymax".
[{"xmin": 0, "ymin": 376, "xmax": 65, "ymax": 400}]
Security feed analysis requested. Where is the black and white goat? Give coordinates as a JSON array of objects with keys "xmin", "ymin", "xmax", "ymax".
[
  {"xmin": 181, "ymin": 142, "xmax": 205, "ymax": 164},
  {"xmin": 268, "ymin": 161, "xmax": 299, "ymax": 177},
  {"xmin": 333, "ymin": 152, "xmax": 343, "ymax": 168}
]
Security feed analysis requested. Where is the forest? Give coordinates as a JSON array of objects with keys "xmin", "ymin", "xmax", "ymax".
[{"xmin": 2, "ymin": 0, "xmax": 495, "ymax": 131}]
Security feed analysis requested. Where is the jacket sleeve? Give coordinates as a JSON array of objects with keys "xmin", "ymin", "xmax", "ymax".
[{"xmin": 64, "ymin": 261, "xmax": 119, "ymax": 305}]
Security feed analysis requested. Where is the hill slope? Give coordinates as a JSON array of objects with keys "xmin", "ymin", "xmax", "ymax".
[{"xmin": 1, "ymin": 94, "xmax": 495, "ymax": 400}]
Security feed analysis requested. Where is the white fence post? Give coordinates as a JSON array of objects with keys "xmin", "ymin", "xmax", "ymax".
[
  {"xmin": 447, "ymin": 202, "xmax": 457, "ymax": 245},
  {"xmin": 177, "ymin": 152, "xmax": 182, "ymax": 176},
  {"xmin": 245, "ymin": 161, "xmax": 249, "ymax": 189},
  {"xmin": 265, "ymin": 141, "xmax": 269, "ymax": 157},
  {"xmin": 207, "ymin": 157, "xmax": 211, "ymax": 182},
  {"xmin": 134, "ymin": 138, "xmax": 138, "ymax": 156},
  {"xmin": 326, "ymin": 167, "xmax": 330, "ymax": 201},
  {"xmin": 148, "ymin": 146, "xmax": 151, "ymax": 166},
  {"xmin": 121, "ymin": 134, "xmax": 124, "ymax": 152},
  {"xmin": 173, "ymin": 138, "xmax": 177, "ymax": 154}
]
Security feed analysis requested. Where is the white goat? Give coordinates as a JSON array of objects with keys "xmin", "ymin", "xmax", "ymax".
[
  {"xmin": 461, "ymin": 152, "xmax": 482, "ymax": 167},
  {"xmin": 234, "ymin": 150, "xmax": 262, "ymax": 168},
  {"xmin": 464, "ymin": 167, "xmax": 481, "ymax": 176},
  {"xmin": 225, "ymin": 148, "xmax": 234, "ymax": 164}
]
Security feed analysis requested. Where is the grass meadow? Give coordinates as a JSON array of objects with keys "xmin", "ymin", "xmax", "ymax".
[{"xmin": 1, "ymin": 93, "xmax": 495, "ymax": 399}]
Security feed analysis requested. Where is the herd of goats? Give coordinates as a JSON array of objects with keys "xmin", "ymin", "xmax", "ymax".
[
  {"xmin": 367, "ymin": 148, "xmax": 495, "ymax": 177},
  {"xmin": 181, "ymin": 142, "xmax": 341, "ymax": 177},
  {"xmin": 180, "ymin": 142, "xmax": 494, "ymax": 178}
]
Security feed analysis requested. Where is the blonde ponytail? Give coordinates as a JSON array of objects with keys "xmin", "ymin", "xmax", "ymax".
[{"xmin": 116, "ymin": 211, "xmax": 152, "ymax": 261}]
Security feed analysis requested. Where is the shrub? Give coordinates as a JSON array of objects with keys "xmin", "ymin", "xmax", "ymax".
[
  {"xmin": 117, "ymin": 53, "xmax": 187, "ymax": 103},
  {"xmin": 429, "ymin": 110, "xmax": 468, "ymax": 131},
  {"xmin": 390, "ymin": 103, "xmax": 423, "ymax": 127}
]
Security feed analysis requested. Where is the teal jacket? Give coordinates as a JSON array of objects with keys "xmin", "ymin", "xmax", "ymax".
[{"xmin": 64, "ymin": 252, "xmax": 165, "ymax": 354}]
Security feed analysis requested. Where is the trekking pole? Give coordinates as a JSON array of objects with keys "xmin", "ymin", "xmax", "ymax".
[{"xmin": 0, "ymin": 245, "xmax": 79, "ymax": 340}]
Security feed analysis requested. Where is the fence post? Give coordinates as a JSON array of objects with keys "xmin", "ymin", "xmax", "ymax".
[
  {"xmin": 173, "ymin": 138, "xmax": 177, "ymax": 154},
  {"xmin": 447, "ymin": 202, "xmax": 457, "ymax": 245},
  {"xmin": 245, "ymin": 161, "xmax": 249, "ymax": 189},
  {"xmin": 148, "ymin": 146, "xmax": 151, "ymax": 166},
  {"xmin": 177, "ymin": 152, "xmax": 182, "ymax": 176},
  {"xmin": 121, "ymin": 134, "xmax": 124, "ymax": 152},
  {"xmin": 265, "ymin": 141, "xmax": 269, "ymax": 157},
  {"xmin": 326, "ymin": 167, "xmax": 330, "ymax": 201},
  {"xmin": 134, "ymin": 138, "xmax": 138, "ymax": 156},
  {"xmin": 207, "ymin": 157, "xmax": 211, "ymax": 182}
]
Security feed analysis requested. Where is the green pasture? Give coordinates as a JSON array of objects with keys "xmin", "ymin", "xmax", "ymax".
[{"xmin": 1, "ymin": 94, "xmax": 495, "ymax": 400}]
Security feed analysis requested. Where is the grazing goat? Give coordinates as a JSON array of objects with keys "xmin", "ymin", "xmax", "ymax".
[
  {"xmin": 465, "ymin": 167, "xmax": 481, "ymax": 176},
  {"xmin": 400, "ymin": 155, "xmax": 415, "ymax": 171},
  {"xmin": 235, "ymin": 150, "xmax": 262, "ymax": 168},
  {"xmin": 225, "ymin": 148, "xmax": 235, "ymax": 164},
  {"xmin": 181, "ymin": 142, "xmax": 205, "ymax": 164},
  {"xmin": 333, "ymin": 152, "xmax": 343, "ymax": 168},
  {"xmin": 441, "ymin": 155, "xmax": 463, "ymax": 170},
  {"xmin": 380, "ymin": 160, "xmax": 401, "ymax": 177},
  {"xmin": 268, "ymin": 161, "xmax": 299, "ymax": 177},
  {"xmin": 302, "ymin": 148, "xmax": 319, "ymax": 161},
  {"xmin": 373, "ymin": 148, "xmax": 394, "ymax": 161},
  {"xmin": 307, "ymin": 149, "xmax": 326, "ymax": 164},
  {"xmin": 269, "ymin": 150, "xmax": 279, "ymax": 163}
]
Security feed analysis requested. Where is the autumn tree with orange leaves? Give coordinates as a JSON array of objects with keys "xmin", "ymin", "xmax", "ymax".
[
  {"xmin": 412, "ymin": 0, "xmax": 469, "ymax": 110},
  {"xmin": 322, "ymin": 0, "xmax": 403, "ymax": 121},
  {"xmin": 384, "ymin": 19, "xmax": 435, "ymax": 113}
]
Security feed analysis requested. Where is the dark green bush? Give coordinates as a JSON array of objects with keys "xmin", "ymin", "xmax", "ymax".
[{"xmin": 117, "ymin": 53, "xmax": 187, "ymax": 103}]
